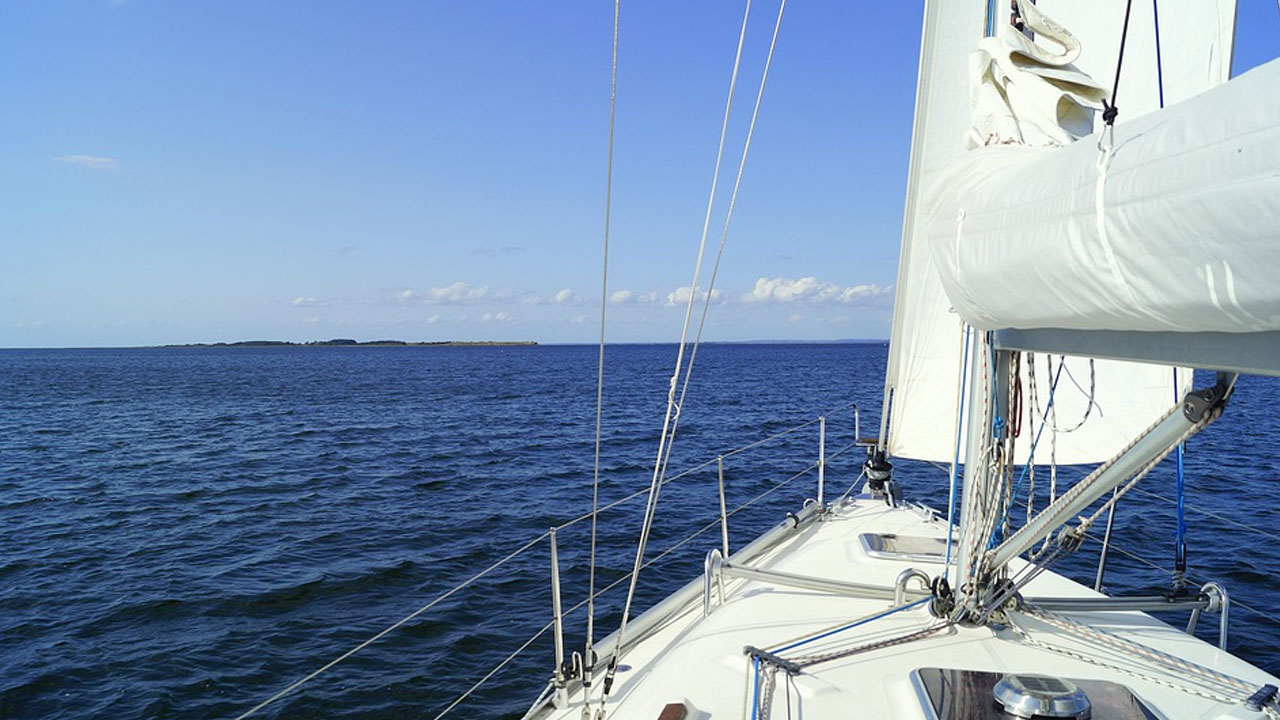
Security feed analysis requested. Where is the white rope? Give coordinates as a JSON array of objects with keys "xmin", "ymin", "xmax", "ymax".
[
  {"xmin": 671, "ymin": 0, "xmax": 788, "ymax": 440},
  {"xmin": 1006, "ymin": 611, "xmax": 1274, "ymax": 713},
  {"xmin": 1023, "ymin": 607, "xmax": 1265, "ymax": 698},
  {"xmin": 1025, "ymin": 352, "xmax": 1037, "ymax": 525},
  {"xmin": 1043, "ymin": 355, "xmax": 1059, "ymax": 555},
  {"xmin": 231, "ymin": 532, "xmax": 550, "ymax": 720},
  {"xmin": 638, "ymin": 0, "xmax": 788, "ymax": 639},
  {"xmin": 606, "ymin": 0, "xmax": 756, "ymax": 693},
  {"xmin": 585, "ymin": 0, "xmax": 621, "ymax": 679}
]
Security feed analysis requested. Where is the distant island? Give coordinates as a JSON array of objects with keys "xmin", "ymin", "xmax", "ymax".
[{"xmin": 160, "ymin": 338, "xmax": 537, "ymax": 348}]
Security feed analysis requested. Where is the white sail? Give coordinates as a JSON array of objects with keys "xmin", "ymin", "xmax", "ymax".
[
  {"xmin": 884, "ymin": 0, "xmax": 1235, "ymax": 464},
  {"xmin": 1036, "ymin": 0, "xmax": 1235, "ymax": 114},
  {"xmin": 881, "ymin": 0, "xmax": 987, "ymax": 464}
]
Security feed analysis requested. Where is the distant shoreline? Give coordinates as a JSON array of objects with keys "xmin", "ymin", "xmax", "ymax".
[
  {"xmin": 158, "ymin": 339, "xmax": 538, "ymax": 348},
  {"xmin": 1, "ymin": 338, "xmax": 890, "ymax": 350}
]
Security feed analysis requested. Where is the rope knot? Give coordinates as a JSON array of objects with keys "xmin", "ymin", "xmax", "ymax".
[{"xmin": 1101, "ymin": 99, "xmax": 1118, "ymax": 126}]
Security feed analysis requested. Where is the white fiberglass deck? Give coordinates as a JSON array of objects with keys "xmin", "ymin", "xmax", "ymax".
[{"xmin": 533, "ymin": 497, "xmax": 1276, "ymax": 719}]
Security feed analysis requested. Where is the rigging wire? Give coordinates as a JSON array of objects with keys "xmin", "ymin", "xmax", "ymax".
[
  {"xmin": 605, "ymin": 0, "xmax": 790, "ymax": 699},
  {"xmin": 667, "ymin": 0, "xmax": 789, "ymax": 485},
  {"xmin": 434, "ymin": 449, "xmax": 839, "ymax": 718},
  {"xmin": 1127, "ymin": 486, "xmax": 1280, "ymax": 545},
  {"xmin": 1101, "ymin": 0, "xmax": 1137, "ymax": 127},
  {"xmin": 231, "ymin": 408, "xmax": 847, "ymax": 719},
  {"xmin": 584, "ymin": 0, "xmax": 621, "ymax": 683},
  {"xmin": 230, "ymin": 531, "xmax": 550, "ymax": 720},
  {"xmin": 1150, "ymin": 0, "xmax": 1189, "ymax": 586},
  {"xmin": 1080, "ymin": 531, "xmax": 1279, "ymax": 626},
  {"xmin": 605, "ymin": 2, "xmax": 755, "ymax": 688}
]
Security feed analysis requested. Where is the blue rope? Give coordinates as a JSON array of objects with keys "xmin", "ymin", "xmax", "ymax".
[
  {"xmin": 987, "ymin": 360, "xmax": 1066, "ymax": 549},
  {"xmin": 946, "ymin": 327, "xmax": 972, "ymax": 570},
  {"xmin": 749, "ymin": 656, "xmax": 761, "ymax": 720},
  {"xmin": 770, "ymin": 598, "xmax": 931, "ymax": 655},
  {"xmin": 1174, "ymin": 369, "xmax": 1187, "ymax": 575},
  {"xmin": 1153, "ymin": 0, "xmax": 1166, "ymax": 108},
  {"xmin": 1153, "ymin": 0, "xmax": 1184, "ymax": 579}
]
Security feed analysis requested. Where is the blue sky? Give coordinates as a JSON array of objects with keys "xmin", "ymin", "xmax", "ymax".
[{"xmin": 2, "ymin": 2, "xmax": 1277, "ymax": 347}]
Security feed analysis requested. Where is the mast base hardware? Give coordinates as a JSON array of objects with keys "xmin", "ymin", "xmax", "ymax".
[
  {"xmin": 980, "ymin": 578, "xmax": 1023, "ymax": 627},
  {"xmin": 744, "ymin": 645, "xmax": 803, "ymax": 676}
]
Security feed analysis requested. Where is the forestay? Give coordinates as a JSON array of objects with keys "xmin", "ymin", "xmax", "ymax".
[{"xmin": 883, "ymin": 0, "xmax": 1234, "ymax": 464}]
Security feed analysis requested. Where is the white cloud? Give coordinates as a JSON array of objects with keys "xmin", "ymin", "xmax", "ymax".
[
  {"xmin": 743, "ymin": 276, "xmax": 893, "ymax": 307},
  {"xmin": 55, "ymin": 154, "xmax": 119, "ymax": 170},
  {"xmin": 426, "ymin": 314, "xmax": 441, "ymax": 324},
  {"xmin": 432, "ymin": 282, "xmax": 489, "ymax": 303},
  {"xmin": 396, "ymin": 282, "xmax": 490, "ymax": 305},
  {"xmin": 665, "ymin": 286, "xmax": 724, "ymax": 307},
  {"xmin": 610, "ymin": 290, "xmax": 659, "ymax": 305},
  {"xmin": 290, "ymin": 296, "xmax": 327, "ymax": 307},
  {"xmin": 481, "ymin": 311, "xmax": 512, "ymax": 323},
  {"xmin": 553, "ymin": 288, "xmax": 576, "ymax": 304},
  {"xmin": 786, "ymin": 313, "xmax": 805, "ymax": 323},
  {"xmin": 570, "ymin": 314, "xmax": 588, "ymax": 325},
  {"xmin": 303, "ymin": 317, "xmax": 321, "ymax": 325}
]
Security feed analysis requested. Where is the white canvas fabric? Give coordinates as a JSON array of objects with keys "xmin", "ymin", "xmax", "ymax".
[
  {"xmin": 968, "ymin": 0, "xmax": 1107, "ymax": 148},
  {"xmin": 928, "ymin": 57, "xmax": 1280, "ymax": 334}
]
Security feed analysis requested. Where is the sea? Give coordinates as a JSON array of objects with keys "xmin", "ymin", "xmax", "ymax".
[{"xmin": 2, "ymin": 343, "xmax": 1277, "ymax": 719}]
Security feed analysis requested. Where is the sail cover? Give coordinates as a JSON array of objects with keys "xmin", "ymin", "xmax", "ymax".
[
  {"xmin": 929, "ymin": 58, "xmax": 1280, "ymax": 334},
  {"xmin": 882, "ymin": 0, "xmax": 1235, "ymax": 464}
]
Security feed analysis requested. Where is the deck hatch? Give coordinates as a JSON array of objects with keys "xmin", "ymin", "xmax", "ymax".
[
  {"xmin": 911, "ymin": 668, "xmax": 1160, "ymax": 720},
  {"xmin": 858, "ymin": 533, "xmax": 953, "ymax": 564}
]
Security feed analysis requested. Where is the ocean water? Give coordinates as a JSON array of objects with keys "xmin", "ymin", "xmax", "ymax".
[{"xmin": 1, "ymin": 344, "xmax": 1277, "ymax": 718}]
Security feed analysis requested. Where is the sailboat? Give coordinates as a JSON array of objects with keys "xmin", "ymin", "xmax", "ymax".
[{"xmin": 517, "ymin": 0, "xmax": 1280, "ymax": 718}]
